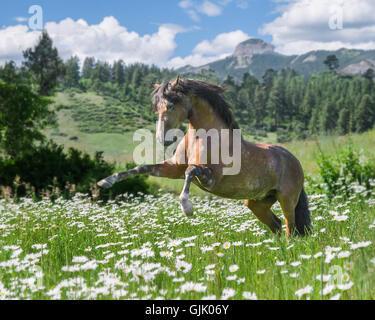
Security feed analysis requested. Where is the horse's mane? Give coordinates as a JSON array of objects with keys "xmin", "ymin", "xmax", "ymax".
[{"xmin": 152, "ymin": 78, "xmax": 240, "ymax": 130}]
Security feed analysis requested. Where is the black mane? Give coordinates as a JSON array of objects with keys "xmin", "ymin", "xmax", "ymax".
[{"xmin": 152, "ymin": 78, "xmax": 240, "ymax": 130}]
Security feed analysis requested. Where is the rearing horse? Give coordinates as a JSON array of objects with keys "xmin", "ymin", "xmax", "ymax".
[{"xmin": 98, "ymin": 77, "xmax": 311, "ymax": 237}]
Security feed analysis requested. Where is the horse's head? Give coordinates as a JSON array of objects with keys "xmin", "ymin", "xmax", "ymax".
[{"xmin": 152, "ymin": 76, "xmax": 191, "ymax": 146}]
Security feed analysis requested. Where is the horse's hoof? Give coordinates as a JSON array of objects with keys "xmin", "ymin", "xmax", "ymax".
[
  {"xmin": 97, "ymin": 174, "xmax": 118, "ymax": 189},
  {"xmin": 97, "ymin": 179, "xmax": 113, "ymax": 189},
  {"xmin": 181, "ymin": 200, "xmax": 194, "ymax": 217}
]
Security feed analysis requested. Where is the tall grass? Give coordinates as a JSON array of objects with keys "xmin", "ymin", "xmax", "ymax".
[{"xmin": 0, "ymin": 184, "xmax": 374, "ymax": 300}]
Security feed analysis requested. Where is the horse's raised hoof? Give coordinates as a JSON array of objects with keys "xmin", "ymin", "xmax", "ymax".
[
  {"xmin": 97, "ymin": 175, "xmax": 118, "ymax": 189},
  {"xmin": 97, "ymin": 179, "xmax": 112, "ymax": 189},
  {"xmin": 181, "ymin": 200, "xmax": 194, "ymax": 217}
]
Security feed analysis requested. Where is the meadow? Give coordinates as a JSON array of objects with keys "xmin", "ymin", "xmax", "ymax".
[
  {"xmin": 0, "ymin": 171, "xmax": 374, "ymax": 300},
  {"xmin": 1, "ymin": 92, "xmax": 374, "ymax": 300}
]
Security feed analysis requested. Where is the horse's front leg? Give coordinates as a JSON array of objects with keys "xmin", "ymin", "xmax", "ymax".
[
  {"xmin": 179, "ymin": 165, "xmax": 214, "ymax": 217},
  {"xmin": 97, "ymin": 160, "xmax": 184, "ymax": 189}
]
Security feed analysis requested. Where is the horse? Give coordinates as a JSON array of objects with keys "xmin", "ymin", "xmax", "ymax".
[{"xmin": 97, "ymin": 77, "xmax": 311, "ymax": 237}]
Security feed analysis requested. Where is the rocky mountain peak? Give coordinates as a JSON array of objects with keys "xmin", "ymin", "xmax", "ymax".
[{"xmin": 233, "ymin": 38, "xmax": 275, "ymax": 57}]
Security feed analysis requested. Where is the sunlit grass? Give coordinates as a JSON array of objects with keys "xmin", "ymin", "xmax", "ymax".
[{"xmin": 0, "ymin": 186, "xmax": 374, "ymax": 300}]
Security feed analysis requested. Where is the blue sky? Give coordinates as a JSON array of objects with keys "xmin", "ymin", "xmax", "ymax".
[{"xmin": 1, "ymin": 0, "xmax": 374, "ymax": 67}]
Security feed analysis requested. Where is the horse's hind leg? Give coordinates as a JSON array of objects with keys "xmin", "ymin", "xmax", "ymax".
[
  {"xmin": 245, "ymin": 198, "xmax": 282, "ymax": 234},
  {"xmin": 277, "ymin": 193, "xmax": 300, "ymax": 237}
]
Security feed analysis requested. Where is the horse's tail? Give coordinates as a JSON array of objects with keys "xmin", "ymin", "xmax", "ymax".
[{"xmin": 295, "ymin": 188, "xmax": 312, "ymax": 235}]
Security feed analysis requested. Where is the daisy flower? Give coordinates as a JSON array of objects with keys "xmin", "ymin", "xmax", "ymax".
[{"xmin": 229, "ymin": 265, "xmax": 239, "ymax": 273}]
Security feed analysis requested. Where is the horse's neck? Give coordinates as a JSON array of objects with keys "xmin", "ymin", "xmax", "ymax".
[{"xmin": 188, "ymin": 97, "xmax": 227, "ymax": 131}]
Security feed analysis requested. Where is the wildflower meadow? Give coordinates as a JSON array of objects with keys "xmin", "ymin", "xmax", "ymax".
[{"xmin": 0, "ymin": 179, "xmax": 374, "ymax": 300}]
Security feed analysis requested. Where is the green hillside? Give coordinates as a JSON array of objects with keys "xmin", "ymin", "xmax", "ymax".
[{"xmin": 45, "ymin": 90, "xmax": 156, "ymax": 164}]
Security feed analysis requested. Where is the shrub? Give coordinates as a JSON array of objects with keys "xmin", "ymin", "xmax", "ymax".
[
  {"xmin": 316, "ymin": 144, "xmax": 375, "ymax": 200},
  {"xmin": 277, "ymin": 128, "xmax": 292, "ymax": 143},
  {"xmin": 0, "ymin": 141, "xmax": 150, "ymax": 201}
]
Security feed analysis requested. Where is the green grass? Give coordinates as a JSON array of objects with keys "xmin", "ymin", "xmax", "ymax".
[
  {"xmin": 17, "ymin": 92, "xmax": 372, "ymax": 300},
  {"xmin": 0, "ymin": 187, "xmax": 374, "ymax": 300}
]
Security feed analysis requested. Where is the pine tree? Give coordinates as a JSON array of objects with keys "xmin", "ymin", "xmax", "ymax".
[
  {"xmin": 253, "ymin": 86, "xmax": 266, "ymax": 129},
  {"xmin": 82, "ymin": 57, "xmax": 95, "ymax": 79},
  {"xmin": 112, "ymin": 60, "xmax": 125, "ymax": 86},
  {"xmin": 267, "ymin": 76, "xmax": 286, "ymax": 130},
  {"xmin": 63, "ymin": 56, "xmax": 80, "ymax": 88},
  {"xmin": 320, "ymin": 101, "xmax": 337, "ymax": 133},
  {"xmin": 23, "ymin": 31, "xmax": 65, "ymax": 96},
  {"xmin": 355, "ymin": 94, "xmax": 375, "ymax": 132},
  {"xmin": 324, "ymin": 55, "xmax": 340, "ymax": 72},
  {"xmin": 337, "ymin": 97, "xmax": 351, "ymax": 134}
]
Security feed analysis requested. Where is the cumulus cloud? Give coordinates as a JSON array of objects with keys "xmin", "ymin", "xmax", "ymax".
[
  {"xmin": 260, "ymin": 0, "xmax": 375, "ymax": 55},
  {"xmin": 193, "ymin": 30, "xmax": 250, "ymax": 55},
  {"xmin": 169, "ymin": 30, "xmax": 250, "ymax": 68},
  {"xmin": 198, "ymin": 1, "xmax": 223, "ymax": 16},
  {"xmin": 179, "ymin": 0, "xmax": 247, "ymax": 22},
  {"xmin": 0, "ymin": 25, "xmax": 40, "ymax": 64},
  {"xmin": 0, "ymin": 16, "xmax": 250, "ymax": 70},
  {"xmin": 179, "ymin": 0, "xmax": 225, "ymax": 21},
  {"xmin": 0, "ymin": 17, "xmax": 186, "ymax": 66}
]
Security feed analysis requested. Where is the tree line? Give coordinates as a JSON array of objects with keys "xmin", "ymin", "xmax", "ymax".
[
  {"xmin": 221, "ymin": 66, "xmax": 375, "ymax": 142},
  {"xmin": 62, "ymin": 44, "xmax": 375, "ymax": 142}
]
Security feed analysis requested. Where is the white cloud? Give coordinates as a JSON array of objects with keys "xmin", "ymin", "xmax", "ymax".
[
  {"xmin": 169, "ymin": 30, "xmax": 250, "ymax": 68},
  {"xmin": 198, "ymin": 1, "xmax": 222, "ymax": 16},
  {"xmin": 0, "ymin": 17, "xmax": 186, "ymax": 66},
  {"xmin": 187, "ymin": 10, "xmax": 201, "ymax": 22},
  {"xmin": 0, "ymin": 16, "xmax": 249, "ymax": 70},
  {"xmin": 261, "ymin": 0, "xmax": 375, "ymax": 55},
  {"xmin": 0, "ymin": 25, "xmax": 40, "ymax": 64},
  {"xmin": 169, "ymin": 53, "xmax": 230, "ymax": 69},
  {"xmin": 14, "ymin": 17, "xmax": 28, "ymax": 22},
  {"xmin": 179, "ymin": 0, "xmax": 224, "ymax": 21},
  {"xmin": 193, "ymin": 30, "xmax": 250, "ymax": 55},
  {"xmin": 236, "ymin": 1, "xmax": 248, "ymax": 9},
  {"xmin": 179, "ymin": 0, "xmax": 193, "ymax": 9}
]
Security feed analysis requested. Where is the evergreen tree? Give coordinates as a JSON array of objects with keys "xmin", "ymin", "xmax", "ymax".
[
  {"xmin": 253, "ymin": 86, "xmax": 266, "ymax": 129},
  {"xmin": 320, "ymin": 102, "xmax": 337, "ymax": 133},
  {"xmin": 337, "ymin": 106, "xmax": 351, "ymax": 135},
  {"xmin": 82, "ymin": 57, "xmax": 95, "ymax": 79},
  {"xmin": 63, "ymin": 56, "xmax": 80, "ymax": 88},
  {"xmin": 23, "ymin": 31, "xmax": 65, "ymax": 96},
  {"xmin": 262, "ymin": 69, "xmax": 277, "ymax": 90},
  {"xmin": 355, "ymin": 94, "xmax": 375, "ymax": 132},
  {"xmin": 267, "ymin": 76, "xmax": 286, "ymax": 130},
  {"xmin": 363, "ymin": 68, "xmax": 375, "ymax": 81},
  {"xmin": 324, "ymin": 55, "xmax": 340, "ymax": 72},
  {"xmin": 112, "ymin": 60, "xmax": 125, "ymax": 86}
]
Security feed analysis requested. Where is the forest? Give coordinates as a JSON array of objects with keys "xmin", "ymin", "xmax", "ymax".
[{"xmin": 62, "ymin": 48, "xmax": 375, "ymax": 143}]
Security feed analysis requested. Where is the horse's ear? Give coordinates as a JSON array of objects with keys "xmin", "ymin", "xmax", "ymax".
[
  {"xmin": 172, "ymin": 75, "xmax": 180, "ymax": 88},
  {"xmin": 153, "ymin": 83, "xmax": 160, "ymax": 89}
]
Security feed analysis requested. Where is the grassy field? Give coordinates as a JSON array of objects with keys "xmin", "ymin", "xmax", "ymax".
[
  {"xmin": 0, "ymin": 184, "xmax": 374, "ymax": 300},
  {"xmin": 2, "ymin": 93, "xmax": 365, "ymax": 299}
]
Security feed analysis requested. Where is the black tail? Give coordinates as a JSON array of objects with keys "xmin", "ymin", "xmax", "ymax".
[{"xmin": 295, "ymin": 188, "xmax": 312, "ymax": 235}]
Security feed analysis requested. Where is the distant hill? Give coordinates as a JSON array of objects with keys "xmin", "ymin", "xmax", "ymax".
[{"xmin": 177, "ymin": 38, "xmax": 375, "ymax": 81}]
